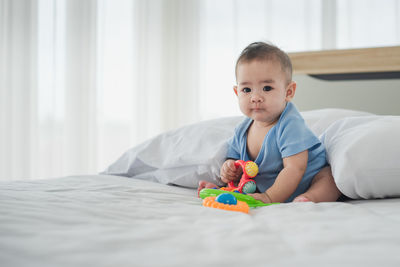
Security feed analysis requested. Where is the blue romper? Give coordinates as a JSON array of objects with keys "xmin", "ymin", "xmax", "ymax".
[{"xmin": 227, "ymin": 102, "xmax": 327, "ymax": 202}]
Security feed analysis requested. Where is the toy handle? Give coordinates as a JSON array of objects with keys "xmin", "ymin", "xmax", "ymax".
[
  {"xmin": 234, "ymin": 160, "xmax": 246, "ymax": 171},
  {"xmin": 227, "ymin": 160, "xmax": 246, "ymax": 188}
]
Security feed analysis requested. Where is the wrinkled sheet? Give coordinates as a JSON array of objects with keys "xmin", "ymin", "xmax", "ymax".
[{"xmin": 1, "ymin": 175, "xmax": 400, "ymax": 267}]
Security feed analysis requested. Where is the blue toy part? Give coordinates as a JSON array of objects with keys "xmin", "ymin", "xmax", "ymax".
[{"xmin": 216, "ymin": 193, "xmax": 237, "ymax": 205}]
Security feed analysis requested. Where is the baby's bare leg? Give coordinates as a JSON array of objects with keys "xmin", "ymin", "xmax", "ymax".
[{"xmin": 293, "ymin": 166, "xmax": 341, "ymax": 203}]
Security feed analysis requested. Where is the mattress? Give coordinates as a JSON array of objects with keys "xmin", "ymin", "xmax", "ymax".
[{"xmin": 1, "ymin": 174, "xmax": 400, "ymax": 267}]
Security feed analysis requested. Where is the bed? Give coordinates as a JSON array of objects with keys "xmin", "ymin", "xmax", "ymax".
[{"xmin": 1, "ymin": 46, "xmax": 400, "ymax": 267}]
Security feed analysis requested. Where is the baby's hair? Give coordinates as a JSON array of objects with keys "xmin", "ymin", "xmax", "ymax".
[{"xmin": 235, "ymin": 42, "xmax": 293, "ymax": 84}]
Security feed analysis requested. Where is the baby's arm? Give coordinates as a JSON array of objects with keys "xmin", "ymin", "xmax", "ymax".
[
  {"xmin": 250, "ymin": 150, "xmax": 308, "ymax": 203},
  {"xmin": 220, "ymin": 159, "xmax": 243, "ymax": 184},
  {"xmin": 198, "ymin": 159, "xmax": 243, "ymax": 195}
]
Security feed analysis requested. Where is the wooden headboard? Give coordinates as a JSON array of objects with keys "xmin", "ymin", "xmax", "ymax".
[
  {"xmin": 289, "ymin": 46, "xmax": 400, "ymax": 75},
  {"xmin": 287, "ymin": 46, "xmax": 400, "ymax": 115}
]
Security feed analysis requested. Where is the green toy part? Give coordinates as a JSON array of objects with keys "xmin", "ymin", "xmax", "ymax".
[{"xmin": 199, "ymin": 188, "xmax": 279, "ymax": 208}]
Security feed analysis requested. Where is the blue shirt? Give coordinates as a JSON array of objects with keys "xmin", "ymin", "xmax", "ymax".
[{"xmin": 227, "ymin": 102, "xmax": 327, "ymax": 202}]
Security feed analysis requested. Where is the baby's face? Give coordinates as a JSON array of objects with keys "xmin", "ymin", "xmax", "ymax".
[{"xmin": 234, "ymin": 59, "xmax": 293, "ymax": 125}]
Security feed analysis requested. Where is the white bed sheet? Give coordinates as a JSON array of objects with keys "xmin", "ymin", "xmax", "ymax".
[{"xmin": 1, "ymin": 175, "xmax": 400, "ymax": 267}]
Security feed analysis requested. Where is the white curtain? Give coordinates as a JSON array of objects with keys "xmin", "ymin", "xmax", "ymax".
[
  {"xmin": 97, "ymin": 0, "xmax": 201, "ymax": 176},
  {"xmin": 1, "ymin": 0, "xmax": 39, "ymax": 180},
  {"xmin": 1, "ymin": 0, "xmax": 399, "ymax": 180}
]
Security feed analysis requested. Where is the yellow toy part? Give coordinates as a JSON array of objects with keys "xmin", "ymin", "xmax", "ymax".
[{"xmin": 244, "ymin": 161, "xmax": 258, "ymax": 178}]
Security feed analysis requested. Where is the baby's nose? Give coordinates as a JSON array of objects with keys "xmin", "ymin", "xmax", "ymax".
[{"xmin": 251, "ymin": 93, "xmax": 263, "ymax": 103}]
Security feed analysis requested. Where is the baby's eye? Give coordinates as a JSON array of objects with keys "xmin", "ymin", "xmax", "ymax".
[
  {"xmin": 242, "ymin": 87, "xmax": 251, "ymax": 93},
  {"xmin": 263, "ymin": 86, "xmax": 272, "ymax": 91}
]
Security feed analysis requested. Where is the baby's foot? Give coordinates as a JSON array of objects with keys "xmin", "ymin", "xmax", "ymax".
[
  {"xmin": 198, "ymin": 180, "xmax": 219, "ymax": 196},
  {"xmin": 293, "ymin": 194, "xmax": 312, "ymax": 202}
]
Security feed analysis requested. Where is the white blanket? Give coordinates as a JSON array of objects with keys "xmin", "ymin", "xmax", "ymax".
[{"xmin": 1, "ymin": 175, "xmax": 400, "ymax": 267}]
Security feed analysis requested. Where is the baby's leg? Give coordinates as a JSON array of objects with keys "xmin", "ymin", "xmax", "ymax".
[
  {"xmin": 197, "ymin": 180, "xmax": 219, "ymax": 196},
  {"xmin": 293, "ymin": 166, "xmax": 341, "ymax": 203}
]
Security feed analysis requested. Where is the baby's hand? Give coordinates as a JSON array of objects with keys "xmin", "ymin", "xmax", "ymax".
[{"xmin": 220, "ymin": 159, "xmax": 242, "ymax": 184}]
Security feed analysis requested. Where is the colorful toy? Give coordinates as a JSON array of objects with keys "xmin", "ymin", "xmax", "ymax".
[
  {"xmin": 200, "ymin": 188, "xmax": 278, "ymax": 208},
  {"xmin": 200, "ymin": 160, "xmax": 279, "ymax": 213},
  {"xmin": 202, "ymin": 193, "xmax": 249, "ymax": 214},
  {"xmin": 226, "ymin": 160, "xmax": 258, "ymax": 194}
]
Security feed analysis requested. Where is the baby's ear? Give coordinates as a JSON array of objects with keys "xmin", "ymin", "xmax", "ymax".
[
  {"xmin": 285, "ymin": 81, "xmax": 296, "ymax": 101},
  {"xmin": 233, "ymin": 86, "xmax": 238, "ymax": 96}
]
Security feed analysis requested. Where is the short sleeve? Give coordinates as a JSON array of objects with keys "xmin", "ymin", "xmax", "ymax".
[
  {"xmin": 226, "ymin": 134, "xmax": 240, "ymax": 159},
  {"xmin": 277, "ymin": 114, "xmax": 321, "ymax": 158}
]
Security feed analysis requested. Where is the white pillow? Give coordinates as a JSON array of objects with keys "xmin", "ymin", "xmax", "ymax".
[
  {"xmin": 103, "ymin": 108, "xmax": 375, "ymax": 189},
  {"xmin": 321, "ymin": 116, "xmax": 400, "ymax": 199},
  {"xmin": 301, "ymin": 108, "xmax": 373, "ymax": 136},
  {"xmin": 103, "ymin": 116, "xmax": 243, "ymax": 188}
]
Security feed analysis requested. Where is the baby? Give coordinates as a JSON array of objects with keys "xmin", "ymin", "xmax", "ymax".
[{"xmin": 199, "ymin": 42, "xmax": 341, "ymax": 203}]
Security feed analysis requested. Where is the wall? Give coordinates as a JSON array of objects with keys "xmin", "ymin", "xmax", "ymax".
[{"xmin": 293, "ymin": 74, "xmax": 400, "ymax": 115}]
